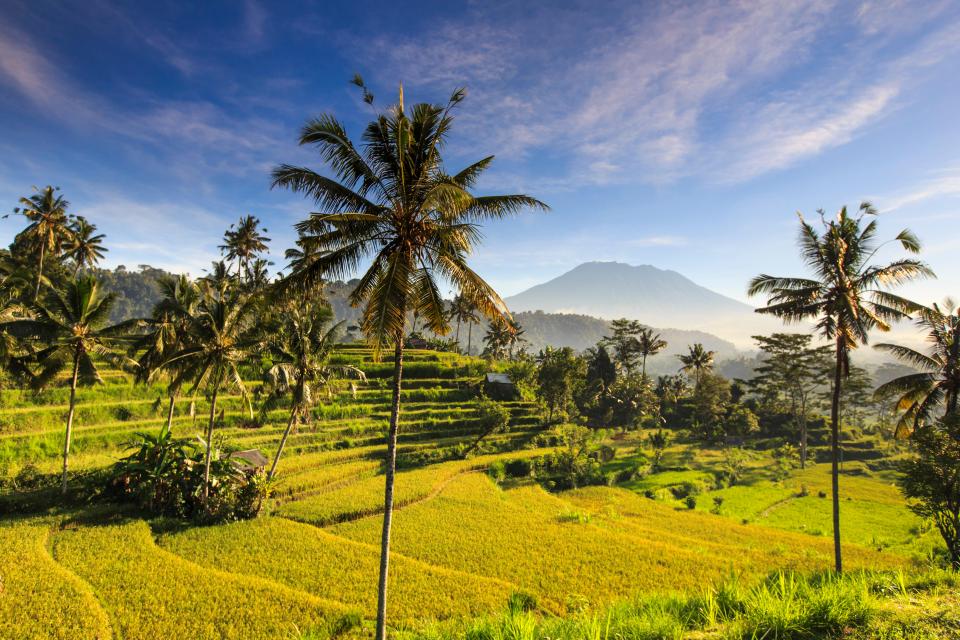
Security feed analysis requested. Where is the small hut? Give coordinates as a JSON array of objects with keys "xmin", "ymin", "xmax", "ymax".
[{"xmin": 484, "ymin": 372, "xmax": 518, "ymax": 400}]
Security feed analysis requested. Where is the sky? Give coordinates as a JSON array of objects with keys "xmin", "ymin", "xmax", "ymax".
[{"xmin": 1, "ymin": 0, "xmax": 959, "ymax": 312}]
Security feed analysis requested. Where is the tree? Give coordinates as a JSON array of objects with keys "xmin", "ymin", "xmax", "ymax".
[
  {"xmin": 132, "ymin": 275, "xmax": 200, "ymax": 433},
  {"xmin": 13, "ymin": 186, "xmax": 75, "ymax": 301},
  {"xmin": 898, "ymin": 416, "xmax": 960, "ymax": 570},
  {"xmin": 602, "ymin": 318, "xmax": 643, "ymax": 373},
  {"xmin": 482, "ymin": 319, "xmax": 513, "ymax": 359},
  {"xmin": 164, "ymin": 283, "xmax": 259, "ymax": 504},
  {"xmin": 447, "ymin": 294, "xmax": 478, "ymax": 353},
  {"xmin": 536, "ymin": 346, "xmax": 586, "ymax": 423},
  {"xmin": 220, "ymin": 215, "xmax": 270, "ymax": 284},
  {"xmin": 270, "ymin": 81, "xmax": 546, "ymax": 640},
  {"xmin": 748, "ymin": 333, "xmax": 831, "ymax": 467},
  {"xmin": 636, "ymin": 328, "xmax": 667, "ymax": 379},
  {"xmin": 1, "ymin": 276, "xmax": 138, "ymax": 493},
  {"xmin": 64, "ymin": 216, "xmax": 107, "ymax": 276},
  {"xmin": 678, "ymin": 343, "xmax": 715, "ymax": 388},
  {"xmin": 261, "ymin": 301, "xmax": 365, "ymax": 479},
  {"xmin": 838, "ymin": 365, "xmax": 874, "ymax": 429},
  {"xmin": 749, "ymin": 203, "xmax": 932, "ymax": 572},
  {"xmin": 874, "ymin": 299, "xmax": 960, "ymax": 436}
]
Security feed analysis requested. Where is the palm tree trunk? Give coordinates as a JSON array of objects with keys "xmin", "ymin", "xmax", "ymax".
[
  {"xmin": 34, "ymin": 242, "xmax": 46, "ymax": 302},
  {"xmin": 61, "ymin": 349, "xmax": 81, "ymax": 495},
  {"xmin": 455, "ymin": 319, "xmax": 461, "ymax": 353},
  {"xmin": 799, "ymin": 396, "xmax": 808, "ymax": 470},
  {"xmin": 202, "ymin": 385, "xmax": 220, "ymax": 504},
  {"xmin": 467, "ymin": 322, "xmax": 473, "ymax": 356},
  {"xmin": 165, "ymin": 395, "xmax": 176, "ymax": 432},
  {"xmin": 642, "ymin": 354, "xmax": 647, "ymax": 380},
  {"xmin": 830, "ymin": 341, "xmax": 844, "ymax": 573},
  {"xmin": 375, "ymin": 338, "xmax": 404, "ymax": 640},
  {"xmin": 268, "ymin": 404, "xmax": 299, "ymax": 480}
]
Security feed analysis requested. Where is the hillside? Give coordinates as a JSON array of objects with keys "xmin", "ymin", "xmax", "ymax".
[{"xmin": 504, "ymin": 262, "xmax": 784, "ymax": 347}]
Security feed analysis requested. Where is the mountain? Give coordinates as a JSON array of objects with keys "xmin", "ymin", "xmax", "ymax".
[{"xmin": 504, "ymin": 261, "xmax": 781, "ymax": 347}]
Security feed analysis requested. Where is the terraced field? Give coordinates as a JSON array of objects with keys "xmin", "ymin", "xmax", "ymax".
[{"xmin": 0, "ymin": 345, "xmax": 938, "ymax": 638}]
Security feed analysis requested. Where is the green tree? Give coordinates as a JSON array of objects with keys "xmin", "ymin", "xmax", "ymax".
[
  {"xmin": 874, "ymin": 299, "xmax": 960, "ymax": 436},
  {"xmin": 64, "ymin": 216, "xmax": 107, "ymax": 276},
  {"xmin": 270, "ymin": 82, "xmax": 546, "ymax": 639},
  {"xmin": 898, "ymin": 416, "xmax": 960, "ymax": 569},
  {"xmin": 219, "ymin": 215, "xmax": 270, "ymax": 284},
  {"xmin": 636, "ymin": 328, "xmax": 667, "ymax": 379},
  {"xmin": 678, "ymin": 343, "xmax": 715, "ymax": 388},
  {"xmin": 536, "ymin": 346, "xmax": 586, "ymax": 423},
  {"xmin": 13, "ymin": 186, "xmax": 75, "ymax": 301},
  {"xmin": 602, "ymin": 318, "xmax": 643, "ymax": 373},
  {"xmin": 749, "ymin": 333, "xmax": 832, "ymax": 467},
  {"xmin": 164, "ymin": 283, "xmax": 259, "ymax": 504},
  {"xmin": 749, "ymin": 203, "xmax": 932, "ymax": 572},
  {"xmin": 1, "ymin": 276, "xmax": 138, "ymax": 493},
  {"xmin": 447, "ymin": 294, "xmax": 478, "ymax": 353},
  {"xmin": 132, "ymin": 275, "xmax": 201, "ymax": 433},
  {"xmin": 261, "ymin": 301, "xmax": 365, "ymax": 479}
]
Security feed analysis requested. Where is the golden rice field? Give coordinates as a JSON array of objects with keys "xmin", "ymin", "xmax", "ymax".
[{"xmin": 0, "ymin": 346, "xmax": 939, "ymax": 638}]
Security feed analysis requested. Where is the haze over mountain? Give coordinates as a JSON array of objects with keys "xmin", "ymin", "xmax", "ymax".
[{"xmin": 504, "ymin": 262, "xmax": 782, "ymax": 348}]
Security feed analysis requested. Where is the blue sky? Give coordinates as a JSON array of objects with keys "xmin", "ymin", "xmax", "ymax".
[{"xmin": 1, "ymin": 0, "xmax": 958, "ymax": 308}]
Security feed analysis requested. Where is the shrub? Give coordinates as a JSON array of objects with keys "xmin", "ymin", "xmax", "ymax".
[
  {"xmin": 504, "ymin": 458, "xmax": 533, "ymax": 478},
  {"xmin": 685, "ymin": 496, "xmax": 697, "ymax": 510},
  {"xmin": 507, "ymin": 591, "xmax": 538, "ymax": 613}
]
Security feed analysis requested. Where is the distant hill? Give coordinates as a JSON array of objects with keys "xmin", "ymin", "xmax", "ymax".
[
  {"xmin": 93, "ymin": 265, "xmax": 175, "ymax": 323},
  {"xmin": 504, "ymin": 261, "xmax": 782, "ymax": 347}
]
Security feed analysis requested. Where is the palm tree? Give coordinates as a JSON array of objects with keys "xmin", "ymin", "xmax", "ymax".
[
  {"xmin": 13, "ymin": 186, "xmax": 75, "ymax": 301},
  {"xmin": 748, "ymin": 203, "xmax": 932, "ymax": 572},
  {"xmin": 448, "ymin": 294, "xmax": 478, "ymax": 353},
  {"xmin": 270, "ymin": 82, "xmax": 546, "ymax": 640},
  {"xmin": 874, "ymin": 299, "xmax": 960, "ymax": 436},
  {"xmin": 220, "ymin": 215, "xmax": 270, "ymax": 283},
  {"xmin": 636, "ymin": 328, "xmax": 667, "ymax": 379},
  {"xmin": 677, "ymin": 343, "xmax": 714, "ymax": 388},
  {"xmin": 133, "ymin": 275, "xmax": 200, "ymax": 432},
  {"xmin": 64, "ymin": 216, "xmax": 107, "ymax": 276},
  {"xmin": 164, "ymin": 283, "xmax": 259, "ymax": 503},
  {"xmin": 0, "ymin": 276, "xmax": 138, "ymax": 494},
  {"xmin": 482, "ymin": 319, "xmax": 512, "ymax": 359},
  {"xmin": 261, "ymin": 301, "xmax": 365, "ymax": 479}
]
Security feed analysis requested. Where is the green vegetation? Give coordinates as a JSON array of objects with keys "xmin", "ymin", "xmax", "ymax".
[{"xmin": 2, "ymin": 82, "xmax": 959, "ymax": 640}]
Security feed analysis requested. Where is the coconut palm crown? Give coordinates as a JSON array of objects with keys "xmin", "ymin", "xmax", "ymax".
[{"xmin": 874, "ymin": 299, "xmax": 960, "ymax": 436}]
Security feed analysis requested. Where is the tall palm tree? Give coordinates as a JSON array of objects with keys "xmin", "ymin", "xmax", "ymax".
[
  {"xmin": 448, "ymin": 293, "xmax": 478, "ymax": 353},
  {"xmin": 133, "ymin": 275, "xmax": 200, "ymax": 431},
  {"xmin": 220, "ymin": 215, "xmax": 270, "ymax": 283},
  {"xmin": 636, "ymin": 328, "xmax": 667, "ymax": 379},
  {"xmin": 271, "ymin": 83, "xmax": 546, "ymax": 640},
  {"xmin": 677, "ymin": 343, "xmax": 714, "ymax": 387},
  {"xmin": 748, "ymin": 203, "xmax": 932, "ymax": 572},
  {"xmin": 64, "ymin": 216, "xmax": 107, "ymax": 276},
  {"xmin": 0, "ymin": 276, "xmax": 138, "ymax": 494},
  {"xmin": 874, "ymin": 299, "xmax": 960, "ymax": 436},
  {"xmin": 13, "ymin": 186, "xmax": 75, "ymax": 301},
  {"xmin": 482, "ymin": 319, "xmax": 512, "ymax": 360},
  {"xmin": 164, "ymin": 283, "xmax": 259, "ymax": 503},
  {"xmin": 261, "ymin": 301, "xmax": 365, "ymax": 479}
]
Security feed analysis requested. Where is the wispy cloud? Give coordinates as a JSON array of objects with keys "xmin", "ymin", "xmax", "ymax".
[
  {"xmin": 880, "ymin": 168, "xmax": 960, "ymax": 211},
  {"xmin": 357, "ymin": 0, "xmax": 960, "ymax": 186}
]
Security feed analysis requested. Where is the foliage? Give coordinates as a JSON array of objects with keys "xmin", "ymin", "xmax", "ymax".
[
  {"xmin": 535, "ymin": 347, "xmax": 585, "ymax": 423},
  {"xmin": 898, "ymin": 416, "xmax": 960, "ymax": 569},
  {"xmin": 874, "ymin": 299, "xmax": 960, "ymax": 437},
  {"xmin": 110, "ymin": 425, "xmax": 272, "ymax": 522}
]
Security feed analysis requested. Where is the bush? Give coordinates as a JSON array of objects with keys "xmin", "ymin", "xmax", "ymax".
[
  {"xmin": 685, "ymin": 496, "xmax": 697, "ymax": 510},
  {"xmin": 504, "ymin": 458, "xmax": 533, "ymax": 478},
  {"xmin": 507, "ymin": 591, "xmax": 538, "ymax": 613}
]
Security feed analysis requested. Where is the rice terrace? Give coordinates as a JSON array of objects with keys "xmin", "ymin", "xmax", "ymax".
[{"xmin": 2, "ymin": 2, "xmax": 960, "ymax": 639}]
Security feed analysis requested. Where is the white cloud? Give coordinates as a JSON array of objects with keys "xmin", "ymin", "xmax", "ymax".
[
  {"xmin": 880, "ymin": 169, "xmax": 960, "ymax": 211},
  {"xmin": 358, "ymin": 0, "xmax": 960, "ymax": 186}
]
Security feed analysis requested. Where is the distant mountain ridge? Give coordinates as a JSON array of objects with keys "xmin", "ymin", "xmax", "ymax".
[{"xmin": 504, "ymin": 261, "xmax": 780, "ymax": 347}]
